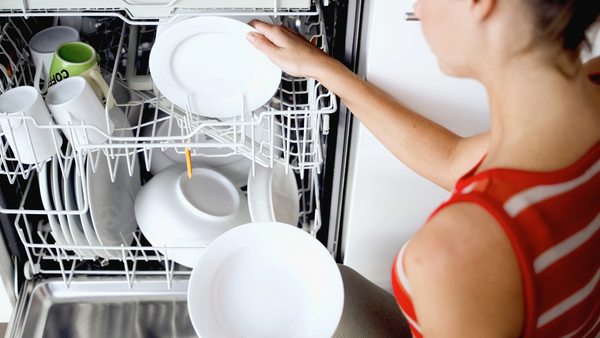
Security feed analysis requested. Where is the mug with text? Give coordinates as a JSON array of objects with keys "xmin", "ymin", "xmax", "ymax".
[
  {"xmin": 29, "ymin": 26, "xmax": 80, "ymax": 94},
  {"xmin": 48, "ymin": 42, "xmax": 114, "ymax": 109}
]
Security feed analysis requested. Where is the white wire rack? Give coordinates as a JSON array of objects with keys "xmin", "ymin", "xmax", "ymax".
[
  {"xmin": 0, "ymin": 1, "xmax": 336, "ymax": 288},
  {"xmin": 1, "ymin": 0, "xmax": 318, "ymax": 22}
]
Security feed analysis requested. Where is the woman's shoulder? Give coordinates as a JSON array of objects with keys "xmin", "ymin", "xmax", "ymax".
[
  {"xmin": 405, "ymin": 202, "xmax": 518, "ymax": 283},
  {"xmin": 403, "ymin": 202, "xmax": 524, "ymax": 337}
]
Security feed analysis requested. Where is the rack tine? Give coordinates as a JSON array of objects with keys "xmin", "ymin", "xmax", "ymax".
[
  {"xmin": 122, "ymin": 245, "xmax": 133, "ymax": 289},
  {"xmin": 66, "ymin": 253, "xmax": 77, "ymax": 288},
  {"xmin": 163, "ymin": 246, "xmax": 173, "ymax": 290},
  {"xmin": 55, "ymin": 248, "xmax": 70, "ymax": 286},
  {"xmin": 132, "ymin": 232, "xmax": 149, "ymax": 262},
  {"xmin": 37, "ymin": 230, "xmax": 57, "ymax": 261}
]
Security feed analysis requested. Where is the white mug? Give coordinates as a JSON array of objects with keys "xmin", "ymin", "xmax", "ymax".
[
  {"xmin": 45, "ymin": 76, "xmax": 114, "ymax": 149},
  {"xmin": 29, "ymin": 26, "xmax": 80, "ymax": 94},
  {"xmin": 0, "ymin": 86, "xmax": 63, "ymax": 164}
]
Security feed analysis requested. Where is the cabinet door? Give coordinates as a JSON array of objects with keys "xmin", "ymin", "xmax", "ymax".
[{"xmin": 341, "ymin": 0, "xmax": 490, "ymax": 293}]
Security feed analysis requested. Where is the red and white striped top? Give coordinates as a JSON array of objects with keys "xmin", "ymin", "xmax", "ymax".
[{"xmin": 392, "ymin": 141, "xmax": 600, "ymax": 338}]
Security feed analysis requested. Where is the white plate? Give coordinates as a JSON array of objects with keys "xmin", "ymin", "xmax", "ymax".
[
  {"xmin": 63, "ymin": 162, "xmax": 97, "ymax": 258},
  {"xmin": 74, "ymin": 156, "xmax": 113, "ymax": 259},
  {"xmin": 247, "ymin": 162, "xmax": 299, "ymax": 226},
  {"xmin": 187, "ymin": 222, "xmax": 344, "ymax": 338},
  {"xmin": 50, "ymin": 155, "xmax": 82, "ymax": 255},
  {"xmin": 135, "ymin": 165, "xmax": 251, "ymax": 268},
  {"xmin": 38, "ymin": 160, "xmax": 68, "ymax": 245},
  {"xmin": 155, "ymin": 14, "xmax": 274, "ymax": 40},
  {"xmin": 87, "ymin": 107, "xmax": 141, "ymax": 251},
  {"xmin": 149, "ymin": 16, "xmax": 282, "ymax": 118}
]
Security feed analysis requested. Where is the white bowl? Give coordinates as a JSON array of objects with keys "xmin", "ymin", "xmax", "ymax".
[
  {"xmin": 188, "ymin": 222, "xmax": 344, "ymax": 338},
  {"xmin": 134, "ymin": 165, "xmax": 251, "ymax": 267},
  {"xmin": 247, "ymin": 162, "xmax": 300, "ymax": 226}
]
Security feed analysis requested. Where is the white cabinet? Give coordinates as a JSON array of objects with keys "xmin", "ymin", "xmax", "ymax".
[{"xmin": 341, "ymin": 0, "xmax": 490, "ymax": 293}]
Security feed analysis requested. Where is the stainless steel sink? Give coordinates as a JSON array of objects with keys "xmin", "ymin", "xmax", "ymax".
[{"xmin": 6, "ymin": 278, "xmax": 198, "ymax": 338}]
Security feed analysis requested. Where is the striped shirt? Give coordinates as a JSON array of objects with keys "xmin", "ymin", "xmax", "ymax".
[{"xmin": 392, "ymin": 141, "xmax": 600, "ymax": 337}]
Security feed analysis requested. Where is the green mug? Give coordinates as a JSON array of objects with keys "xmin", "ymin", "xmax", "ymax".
[{"xmin": 48, "ymin": 41, "xmax": 114, "ymax": 109}]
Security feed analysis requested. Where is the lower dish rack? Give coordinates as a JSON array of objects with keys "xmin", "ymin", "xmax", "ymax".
[{"xmin": 0, "ymin": 3, "xmax": 336, "ymax": 289}]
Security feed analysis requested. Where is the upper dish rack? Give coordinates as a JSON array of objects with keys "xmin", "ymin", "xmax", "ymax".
[
  {"xmin": 0, "ymin": 5, "xmax": 336, "ymax": 207},
  {"xmin": 0, "ymin": 2, "xmax": 336, "ymax": 288},
  {"xmin": 0, "ymin": 0, "xmax": 321, "ymax": 21}
]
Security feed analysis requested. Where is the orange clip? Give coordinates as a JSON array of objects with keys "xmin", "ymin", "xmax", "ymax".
[{"xmin": 185, "ymin": 141, "xmax": 192, "ymax": 178}]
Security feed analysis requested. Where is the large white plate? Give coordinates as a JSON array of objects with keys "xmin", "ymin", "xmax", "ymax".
[
  {"xmin": 135, "ymin": 165, "xmax": 251, "ymax": 268},
  {"xmin": 74, "ymin": 156, "xmax": 113, "ymax": 259},
  {"xmin": 149, "ymin": 16, "xmax": 282, "ymax": 118},
  {"xmin": 187, "ymin": 222, "xmax": 344, "ymax": 338},
  {"xmin": 38, "ymin": 160, "xmax": 67, "ymax": 245},
  {"xmin": 63, "ymin": 161, "xmax": 96, "ymax": 258},
  {"xmin": 87, "ymin": 107, "xmax": 141, "ymax": 251},
  {"xmin": 247, "ymin": 162, "xmax": 299, "ymax": 226}
]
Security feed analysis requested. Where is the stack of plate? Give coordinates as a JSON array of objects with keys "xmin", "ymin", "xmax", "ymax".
[{"xmin": 39, "ymin": 107, "xmax": 141, "ymax": 258}]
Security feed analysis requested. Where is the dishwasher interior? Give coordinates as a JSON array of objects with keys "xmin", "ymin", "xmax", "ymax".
[{"xmin": 0, "ymin": 1, "xmax": 341, "ymax": 335}]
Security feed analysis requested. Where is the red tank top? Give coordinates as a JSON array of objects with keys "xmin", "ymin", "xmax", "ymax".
[{"xmin": 392, "ymin": 142, "xmax": 600, "ymax": 338}]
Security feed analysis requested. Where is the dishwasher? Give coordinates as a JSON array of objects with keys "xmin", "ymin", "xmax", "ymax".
[{"xmin": 0, "ymin": 0, "xmax": 363, "ymax": 336}]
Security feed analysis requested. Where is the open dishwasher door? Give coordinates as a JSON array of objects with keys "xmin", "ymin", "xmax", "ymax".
[{"xmin": 7, "ymin": 277, "xmax": 195, "ymax": 338}]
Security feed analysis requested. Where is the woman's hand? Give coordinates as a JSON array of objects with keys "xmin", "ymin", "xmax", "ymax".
[{"xmin": 246, "ymin": 19, "xmax": 333, "ymax": 80}]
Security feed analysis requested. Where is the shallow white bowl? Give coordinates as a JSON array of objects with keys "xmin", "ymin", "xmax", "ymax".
[
  {"xmin": 247, "ymin": 162, "xmax": 299, "ymax": 226},
  {"xmin": 134, "ymin": 165, "xmax": 251, "ymax": 267},
  {"xmin": 188, "ymin": 222, "xmax": 344, "ymax": 338}
]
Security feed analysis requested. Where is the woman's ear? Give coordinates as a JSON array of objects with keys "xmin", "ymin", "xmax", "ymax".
[
  {"xmin": 585, "ymin": 56, "xmax": 600, "ymax": 84},
  {"xmin": 470, "ymin": 0, "xmax": 497, "ymax": 21}
]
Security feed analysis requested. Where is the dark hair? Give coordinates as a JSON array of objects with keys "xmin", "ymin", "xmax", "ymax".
[{"xmin": 525, "ymin": 0, "xmax": 600, "ymax": 59}]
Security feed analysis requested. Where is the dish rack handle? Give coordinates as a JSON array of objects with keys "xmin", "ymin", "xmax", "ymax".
[{"xmin": 119, "ymin": 0, "xmax": 178, "ymax": 8}]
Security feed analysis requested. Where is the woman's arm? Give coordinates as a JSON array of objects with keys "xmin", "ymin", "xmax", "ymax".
[{"xmin": 247, "ymin": 21, "xmax": 488, "ymax": 190}]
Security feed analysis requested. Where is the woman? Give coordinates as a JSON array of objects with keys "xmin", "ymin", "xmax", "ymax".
[{"xmin": 247, "ymin": 0, "xmax": 600, "ymax": 336}]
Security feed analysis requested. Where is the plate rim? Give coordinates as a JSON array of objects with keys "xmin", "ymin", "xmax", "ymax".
[
  {"xmin": 50, "ymin": 154, "xmax": 81, "ymax": 255},
  {"xmin": 38, "ymin": 159, "xmax": 68, "ymax": 245},
  {"xmin": 62, "ymin": 160, "xmax": 97, "ymax": 257}
]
